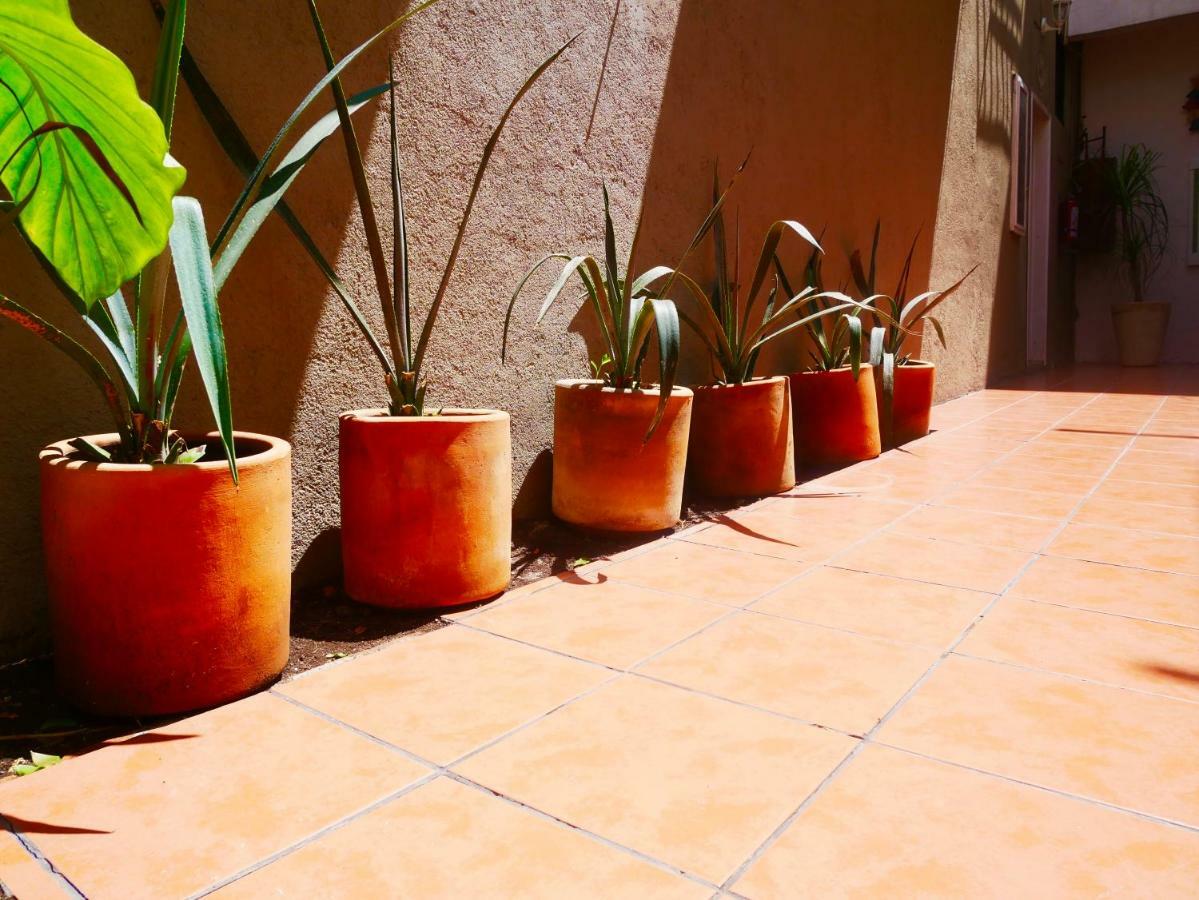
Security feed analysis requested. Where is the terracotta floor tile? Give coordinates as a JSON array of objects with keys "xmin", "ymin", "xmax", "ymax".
[
  {"xmin": 456, "ymin": 676, "xmax": 855, "ymax": 884},
  {"xmin": 1047, "ymin": 523, "xmax": 1199, "ymax": 577},
  {"xmin": 676, "ymin": 509, "xmax": 876, "ymax": 563},
  {"xmin": 1091, "ymin": 478, "xmax": 1199, "ymax": 509},
  {"xmin": 0, "ymin": 831, "xmax": 71, "ymax": 899},
  {"xmin": 960, "ymin": 597, "xmax": 1199, "ymax": 701},
  {"xmin": 753, "ymin": 493, "xmax": 913, "ymax": 527},
  {"xmin": 1122, "ymin": 447, "xmax": 1199, "ymax": 468},
  {"xmin": 214, "ymin": 776, "xmax": 706, "ymax": 899},
  {"xmin": 836, "ymin": 533, "xmax": 1034, "ymax": 594},
  {"xmin": 933, "ymin": 482, "xmax": 1078, "ymax": 519},
  {"xmin": 750, "ymin": 566, "xmax": 991, "ymax": 647},
  {"xmin": 1073, "ymin": 496, "xmax": 1199, "ymax": 538},
  {"xmin": 638, "ymin": 611, "xmax": 939, "ymax": 733},
  {"xmin": 891, "ymin": 505, "xmax": 1061, "ymax": 551},
  {"xmin": 986, "ymin": 454, "xmax": 1114, "ymax": 478},
  {"xmin": 465, "ymin": 577, "xmax": 727, "ymax": 668},
  {"xmin": 799, "ymin": 470, "xmax": 948, "ymax": 504},
  {"xmin": 599, "ymin": 539, "xmax": 808, "ymax": 606},
  {"xmin": 1109, "ymin": 461, "xmax": 1199, "ymax": 486},
  {"xmin": 734, "ymin": 744, "xmax": 1199, "ymax": 899},
  {"xmin": 969, "ymin": 468, "xmax": 1099, "ymax": 496},
  {"xmin": 0, "ymin": 695, "xmax": 427, "ymax": 899},
  {"xmin": 277, "ymin": 626, "xmax": 610, "ymax": 764},
  {"xmin": 1009, "ymin": 555, "xmax": 1199, "ymax": 627},
  {"xmin": 1133, "ymin": 434, "xmax": 1199, "ymax": 455},
  {"xmin": 877, "ymin": 655, "xmax": 1199, "ymax": 826}
]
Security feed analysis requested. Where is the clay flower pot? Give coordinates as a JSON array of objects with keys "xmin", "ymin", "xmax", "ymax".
[
  {"xmin": 41, "ymin": 432, "xmax": 292, "ymax": 717},
  {"xmin": 1112, "ymin": 301, "xmax": 1170, "ymax": 367},
  {"xmin": 553, "ymin": 379, "xmax": 692, "ymax": 531},
  {"xmin": 340, "ymin": 409, "xmax": 511, "ymax": 608},
  {"xmin": 789, "ymin": 365, "xmax": 882, "ymax": 467},
  {"xmin": 889, "ymin": 360, "xmax": 936, "ymax": 446},
  {"xmin": 688, "ymin": 376, "xmax": 795, "ymax": 497}
]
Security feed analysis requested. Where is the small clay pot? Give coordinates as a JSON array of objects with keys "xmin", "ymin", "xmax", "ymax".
[
  {"xmin": 889, "ymin": 360, "xmax": 936, "ymax": 446},
  {"xmin": 340, "ymin": 409, "xmax": 511, "ymax": 608},
  {"xmin": 41, "ymin": 431, "xmax": 292, "ymax": 717},
  {"xmin": 688, "ymin": 376, "xmax": 795, "ymax": 497},
  {"xmin": 790, "ymin": 365, "xmax": 882, "ymax": 467},
  {"xmin": 1111, "ymin": 301, "xmax": 1170, "ymax": 367},
  {"xmin": 553, "ymin": 379, "xmax": 692, "ymax": 531}
]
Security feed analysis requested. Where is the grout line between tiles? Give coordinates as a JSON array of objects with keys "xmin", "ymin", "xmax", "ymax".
[{"xmin": 0, "ymin": 816, "xmax": 86, "ymax": 900}]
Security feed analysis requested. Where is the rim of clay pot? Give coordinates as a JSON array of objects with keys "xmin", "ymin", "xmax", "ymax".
[
  {"xmin": 555, "ymin": 378, "xmax": 693, "ymax": 398},
  {"xmin": 896, "ymin": 360, "xmax": 935, "ymax": 370},
  {"xmin": 694, "ymin": 375, "xmax": 786, "ymax": 392},
  {"xmin": 341, "ymin": 407, "xmax": 509, "ymax": 424},
  {"xmin": 40, "ymin": 431, "xmax": 290, "ymax": 472},
  {"xmin": 792, "ymin": 364, "xmax": 874, "ymax": 378}
]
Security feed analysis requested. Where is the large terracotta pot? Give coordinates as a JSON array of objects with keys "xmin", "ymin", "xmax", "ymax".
[
  {"xmin": 340, "ymin": 409, "xmax": 511, "ymax": 608},
  {"xmin": 1112, "ymin": 301, "xmax": 1170, "ymax": 366},
  {"xmin": 41, "ymin": 432, "xmax": 291, "ymax": 717},
  {"xmin": 688, "ymin": 376, "xmax": 795, "ymax": 497},
  {"xmin": 553, "ymin": 379, "xmax": 692, "ymax": 531},
  {"xmin": 790, "ymin": 365, "xmax": 882, "ymax": 467},
  {"xmin": 889, "ymin": 361, "xmax": 936, "ymax": 447}
]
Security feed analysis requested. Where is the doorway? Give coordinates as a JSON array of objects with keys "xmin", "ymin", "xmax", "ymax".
[{"xmin": 1025, "ymin": 97, "xmax": 1053, "ymax": 368}]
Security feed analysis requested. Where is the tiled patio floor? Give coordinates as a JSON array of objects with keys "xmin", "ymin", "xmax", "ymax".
[{"xmin": 4, "ymin": 365, "xmax": 1199, "ymax": 898}]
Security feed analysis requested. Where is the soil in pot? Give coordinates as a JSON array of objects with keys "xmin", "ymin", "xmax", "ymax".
[
  {"xmin": 340, "ymin": 408, "xmax": 511, "ymax": 608},
  {"xmin": 1112, "ymin": 301, "xmax": 1170, "ymax": 367},
  {"xmin": 790, "ymin": 365, "xmax": 882, "ymax": 467},
  {"xmin": 552, "ymin": 379, "xmax": 693, "ymax": 532},
  {"xmin": 688, "ymin": 376, "xmax": 795, "ymax": 497},
  {"xmin": 41, "ymin": 432, "xmax": 292, "ymax": 718}
]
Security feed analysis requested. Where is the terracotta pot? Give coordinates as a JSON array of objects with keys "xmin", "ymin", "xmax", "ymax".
[
  {"xmin": 41, "ymin": 432, "xmax": 291, "ymax": 717},
  {"xmin": 340, "ymin": 408, "xmax": 511, "ymax": 608},
  {"xmin": 789, "ymin": 365, "xmax": 882, "ymax": 467},
  {"xmin": 889, "ymin": 361, "xmax": 936, "ymax": 447},
  {"xmin": 553, "ymin": 379, "xmax": 692, "ymax": 531},
  {"xmin": 688, "ymin": 376, "xmax": 795, "ymax": 497},
  {"xmin": 1112, "ymin": 301, "xmax": 1170, "ymax": 366}
]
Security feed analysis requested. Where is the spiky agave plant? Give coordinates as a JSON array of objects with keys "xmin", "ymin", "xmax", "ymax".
[
  {"xmin": 848, "ymin": 221, "xmax": 975, "ymax": 444},
  {"xmin": 304, "ymin": 0, "xmax": 576, "ymax": 415},
  {"xmin": 502, "ymin": 176, "xmax": 741, "ymax": 438},
  {"xmin": 1105, "ymin": 143, "xmax": 1168, "ymax": 302},
  {"xmin": 683, "ymin": 165, "xmax": 881, "ymax": 385}
]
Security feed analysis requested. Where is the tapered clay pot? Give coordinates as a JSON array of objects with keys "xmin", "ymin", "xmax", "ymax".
[
  {"xmin": 1112, "ymin": 301, "xmax": 1170, "ymax": 366},
  {"xmin": 41, "ymin": 432, "xmax": 291, "ymax": 717},
  {"xmin": 790, "ymin": 365, "xmax": 882, "ymax": 467},
  {"xmin": 553, "ymin": 379, "xmax": 692, "ymax": 531},
  {"xmin": 889, "ymin": 361, "xmax": 936, "ymax": 446},
  {"xmin": 340, "ymin": 409, "xmax": 511, "ymax": 608},
  {"xmin": 688, "ymin": 376, "xmax": 795, "ymax": 497}
]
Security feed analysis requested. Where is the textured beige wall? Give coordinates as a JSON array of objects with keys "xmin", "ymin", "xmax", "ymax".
[
  {"xmin": 0, "ymin": 0, "xmax": 1054, "ymax": 661},
  {"xmin": 1074, "ymin": 14, "xmax": 1199, "ymax": 363}
]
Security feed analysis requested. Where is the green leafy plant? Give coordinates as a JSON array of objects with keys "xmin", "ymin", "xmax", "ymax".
[
  {"xmin": 846, "ymin": 221, "xmax": 974, "ymax": 446},
  {"xmin": 503, "ymin": 180, "xmax": 734, "ymax": 437},
  {"xmin": 684, "ymin": 166, "xmax": 877, "ymax": 385},
  {"xmin": 1105, "ymin": 143, "xmax": 1169, "ymax": 302},
  {"xmin": 304, "ymin": 0, "xmax": 575, "ymax": 415},
  {"xmin": 11, "ymin": 751, "xmax": 61, "ymax": 777},
  {"xmin": 0, "ymin": 0, "xmax": 441, "ymax": 475}
]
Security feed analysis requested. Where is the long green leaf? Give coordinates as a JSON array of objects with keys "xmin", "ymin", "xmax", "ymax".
[
  {"xmin": 412, "ymin": 34, "xmax": 579, "ymax": 375},
  {"xmin": 149, "ymin": 0, "xmax": 186, "ymax": 142},
  {"xmin": 0, "ymin": 0, "xmax": 185, "ymax": 302},
  {"xmin": 168, "ymin": 196, "xmax": 236, "ymax": 482},
  {"xmin": 502, "ymin": 252, "xmax": 570, "ymax": 362},
  {"xmin": 641, "ymin": 297, "xmax": 680, "ymax": 439},
  {"xmin": 388, "ymin": 54, "xmax": 412, "ymax": 370}
]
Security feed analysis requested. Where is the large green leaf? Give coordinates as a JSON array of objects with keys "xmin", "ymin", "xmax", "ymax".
[
  {"xmin": 0, "ymin": 0, "xmax": 186, "ymax": 302},
  {"xmin": 169, "ymin": 196, "xmax": 236, "ymax": 482}
]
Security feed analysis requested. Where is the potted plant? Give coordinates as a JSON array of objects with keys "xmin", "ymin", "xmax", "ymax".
[
  {"xmin": 304, "ymin": 3, "xmax": 575, "ymax": 607},
  {"xmin": 773, "ymin": 246, "xmax": 884, "ymax": 468},
  {"xmin": 0, "ymin": 0, "xmax": 432, "ymax": 714},
  {"xmin": 681, "ymin": 168, "xmax": 870, "ymax": 496},
  {"xmin": 850, "ymin": 223, "xmax": 974, "ymax": 447},
  {"xmin": 1105, "ymin": 144, "xmax": 1170, "ymax": 366},
  {"xmin": 503, "ymin": 185, "xmax": 728, "ymax": 531}
]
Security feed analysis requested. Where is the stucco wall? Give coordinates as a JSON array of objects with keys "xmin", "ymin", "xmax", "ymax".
[
  {"xmin": 1074, "ymin": 13, "xmax": 1199, "ymax": 363},
  {"xmin": 0, "ymin": 0, "xmax": 1054, "ymax": 662}
]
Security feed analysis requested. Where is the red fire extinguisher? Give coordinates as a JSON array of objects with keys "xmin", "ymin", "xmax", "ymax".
[{"xmin": 1061, "ymin": 197, "xmax": 1079, "ymax": 244}]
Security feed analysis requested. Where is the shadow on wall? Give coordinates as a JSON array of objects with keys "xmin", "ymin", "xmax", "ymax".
[{"xmin": 631, "ymin": 0, "xmax": 962, "ymax": 385}]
